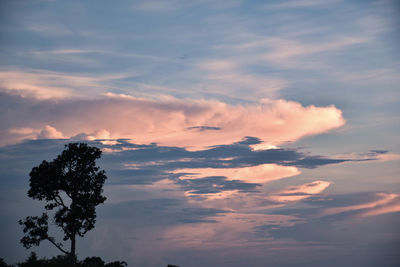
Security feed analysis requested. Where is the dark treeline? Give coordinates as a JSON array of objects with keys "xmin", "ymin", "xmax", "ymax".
[
  {"xmin": 0, "ymin": 253, "xmax": 180, "ymax": 267},
  {"xmin": 0, "ymin": 252, "xmax": 127, "ymax": 266}
]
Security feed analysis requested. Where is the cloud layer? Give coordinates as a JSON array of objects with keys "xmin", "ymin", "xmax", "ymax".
[{"xmin": 1, "ymin": 138, "xmax": 399, "ymax": 267}]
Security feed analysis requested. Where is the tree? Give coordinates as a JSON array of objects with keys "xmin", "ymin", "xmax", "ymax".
[
  {"xmin": 0, "ymin": 257, "xmax": 12, "ymax": 267},
  {"xmin": 19, "ymin": 143, "xmax": 107, "ymax": 263}
]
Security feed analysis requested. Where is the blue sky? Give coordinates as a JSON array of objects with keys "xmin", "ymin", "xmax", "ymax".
[{"xmin": 0, "ymin": 0, "xmax": 399, "ymax": 266}]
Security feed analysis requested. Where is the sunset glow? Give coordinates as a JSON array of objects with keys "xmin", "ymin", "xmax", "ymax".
[{"xmin": 0, "ymin": 1, "xmax": 399, "ymax": 266}]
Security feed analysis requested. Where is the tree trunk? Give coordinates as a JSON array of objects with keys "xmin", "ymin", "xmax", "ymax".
[
  {"xmin": 71, "ymin": 234, "xmax": 76, "ymax": 256},
  {"xmin": 70, "ymin": 234, "xmax": 76, "ymax": 265},
  {"xmin": 70, "ymin": 197, "xmax": 77, "ymax": 265}
]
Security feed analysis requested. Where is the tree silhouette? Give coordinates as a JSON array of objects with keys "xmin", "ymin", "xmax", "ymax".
[{"xmin": 19, "ymin": 143, "xmax": 107, "ymax": 264}]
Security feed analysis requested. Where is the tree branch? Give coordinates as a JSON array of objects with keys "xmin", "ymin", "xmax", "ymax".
[
  {"xmin": 46, "ymin": 236, "xmax": 69, "ymax": 255},
  {"xmin": 54, "ymin": 195, "xmax": 70, "ymax": 211}
]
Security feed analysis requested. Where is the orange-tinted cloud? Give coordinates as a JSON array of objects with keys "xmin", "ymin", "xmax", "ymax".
[
  {"xmin": 7, "ymin": 125, "xmax": 65, "ymax": 142},
  {"xmin": 172, "ymin": 164, "xmax": 300, "ymax": 184},
  {"xmin": 268, "ymin": 180, "xmax": 331, "ymax": 203},
  {"xmin": 37, "ymin": 125, "xmax": 65, "ymax": 139},
  {"xmin": 323, "ymin": 193, "xmax": 400, "ymax": 217},
  {"xmin": 1, "ymin": 92, "xmax": 345, "ymax": 149}
]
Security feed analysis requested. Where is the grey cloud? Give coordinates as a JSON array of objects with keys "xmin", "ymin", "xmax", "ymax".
[
  {"xmin": 177, "ymin": 176, "xmax": 260, "ymax": 195},
  {"xmin": 290, "ymin": 156, "xmax": 349, "ymax": 168},
  {"xmin": 303, "ymin": 192, "xmax": 383, "ymax": 207},
  {"xmin": 100, "ymin": 198, "xmax": 229, "ymax": 225},
  {"xmin": 0, "ymin": 138, "xmax": 388, "ymax": 191},
  {"xmin": 107, "ymin": 169, "xmax": 170, "ymax": 185},
  {"xmin": 251, "ymin": 191, "xmax": 400, "ymax": 266},
  {"xmin": 262, "ymin": 212, "xmax": 400, "ymax": 266},
  {"xmin": 187, "ymin": 126, "xmax": 221, "ymax": 131},
  {"xmin": 268, "ymin": 192, "xmax": 394, "ymax": 218}
]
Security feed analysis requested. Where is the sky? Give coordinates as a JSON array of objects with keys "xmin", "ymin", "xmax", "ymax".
[{"xmin": 0, "ymin": 0, "xmax": 399, "ymax": 266}]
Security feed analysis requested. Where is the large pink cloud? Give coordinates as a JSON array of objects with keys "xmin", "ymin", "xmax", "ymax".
[{"xmin": 1, "ymin": 92, "xmax": 345, "ymax": 148}]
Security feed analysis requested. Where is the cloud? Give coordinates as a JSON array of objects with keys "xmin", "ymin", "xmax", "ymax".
[
  {"xmin": 0, "ymin": 137, "xmax": 371, "ymax": 206},
  {"xmin": 72, "ymin": 129, "xmax": 112, "ymax": 141},
  {"xmin": 193, "ymin": 34, "xmax": 369, "ymax": 100},
  {"xmin": 101, "ymin": 198, "xmax": 228, "ymax": 225},
  {"xmin": 27, "ymin": 24, "xmax": 75, "ymax": 36},
  {"xmin": 197, "ymin": 59, "xmax": 239, "ymax": 72},
  {"xmin": 172, "ymin": 164, "xmax": 300, "ymax": 184},
  {"xmin": 264, "ymin": 0, "xmax": 341, "ymax": 10},
  {"xmin": 258, "ymin": 37, "xmax": 367, "ymax": 68},
  {"xmin": 213, "ymin": 34, "xmax": 369, "ymax": 70},
  {"xmin": 359, "ymin": 199, "xmax": 400, "ymax": 217},
  {"xmin": 333, "ymin": 68, "xmax": 400, "ymax": 85},
  {"xmin": 204, "ymin": 70, "xmax": 287, "ymax": 98},
  {"xmin": 196, "ymin": 58, "xmax": 288, "ymax": 98},
  {"xmin": 0, "ymin": 71, "xmax": 73, "ymax": 99},
  {"xmin": 0, "ymin": 135, "xmax": 380, "ymax": 207},
  {"xmin": 162, "ymin": 212, "xmax": 299, "ymax": 248},
  {"xmin": 0, "ymin": 91, "xmax": 345, "ymax": 149},
  {"xmin": 187, "ymin": 126, "xmax": 221, "ymax": 131},
  {"xmin": 274, "ymin": 191, "xmax": 400, "ymax": 220},
  {"xmin": 29, "ymin": 49, "xmax": 172, "ymax": 63},
  {"xmin": 268, "ymin": 180, "xmax": 331, "ymax": 203},
  {"xmin": 8, "ymin": 127, "xmax": 36, "ymax": 135},
  {"xmin": 1, "ymin": 138, "xmax": 397, "ymax": 266},
  {"xmin": 133, "ymin": 0, "xmax": 182, "ymax": 12},
  {"xmin": 132, "ymin": 0, "xmax": 242, "ymax": 12},
  {"xmin": 0, "ymin": 70, "xmax": 131, "ymax": 99},
  {"xmin": 264, "ymin": 190, "xmax": 400, "ymax": 262},
  {"xmin": 7, "ymin": 125, "xmax": 65, "ymax": 143},
  {"xmin": 37, "ymin": 125, "xmax": 65, "ymax": 139},
  {"xmin": 323, "ymin": 193, "xmax": 400, "ymax": 217},
  {"xmin": 174, "ymin": 164, "xmax": 299, "ymax": 202},
  {"xmin": 334, "ymin": 150, "xmax": 400, "ymax": 163}
]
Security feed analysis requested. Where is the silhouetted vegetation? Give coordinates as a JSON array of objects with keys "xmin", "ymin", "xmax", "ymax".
[
  {"xmin": 0, "ymin": 258, "xmax": 12, "ymax": 267},
  {"xmin": 17, "ymin": 143, "xmax": 117, "ymax": 265},
  {"xmin": 0, "ymin": 252, "xmax": 127, "ymax": 267}
]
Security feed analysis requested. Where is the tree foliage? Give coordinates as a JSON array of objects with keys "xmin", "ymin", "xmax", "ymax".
[
  {"xmin": 19, "ymin": 143, "xmax": 107, "ymax": 260},
  {"xmin": 0, "ymin": 258, "xmax": 12, "ymax": 267}
]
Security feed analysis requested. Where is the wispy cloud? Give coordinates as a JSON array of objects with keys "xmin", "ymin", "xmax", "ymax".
[
  {"xmin": 333, "ymin": 67, "xmax": 400, "ymax": 85},
  {"xmin": 269, "ymin": 181, "xmax": 331, "ymax": 203},
  {"xmin": 216, "ymin": 36, "xmax": 368, "ymax": 69},
  {"xmin": 323, "ymin": 193, "xmax": 400, "ymax": 217},
  {"xmin": 27, "ymin": 24, "xmax": 76, "ymax": 36},
  {"xmin": 162, "ymin": 212, "xmax": 299, "ymax": 248},
  {"xmin": 132, "ymin": 0, "xmax": 242, "ymax": 12},
  {"xmin": 260, "ymin": 37, "xmax": 367, "ymax": 68},
  {"xmin": 30, "ymin": 49, "xmax": 173, "ymax": 62},
  {"xmin": 197, "ymin": 58, "xmax": 288, "ymax": 98},
  {"xmin": 264, "ymin": 0, "xmax": 342, "ymax": 10},
  {"xmin": 0, "ymin": 69, "xmax": 135, "ymax": 99},
  {"xmin": 334, "ymin": 151, "xmax": 400, "ymax": 163},
  {"xmin": 133, "ymin": 0, "xmax": 183, "ymax": 12}
]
